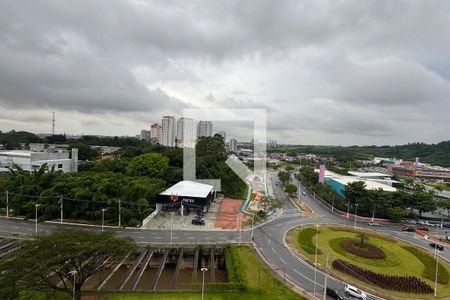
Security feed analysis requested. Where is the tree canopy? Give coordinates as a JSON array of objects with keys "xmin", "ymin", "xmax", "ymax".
[
  {"xmin": 127, "ymin": 153, "xmax": 169, "ymax": 178},
  {"xmin": 0, "ymin": 229, "xmax": 137, "ymax": 300}
]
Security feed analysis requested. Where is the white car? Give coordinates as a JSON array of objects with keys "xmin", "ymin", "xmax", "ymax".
[{"xmin": 344, "ymin": 284, "xmax": 367, "ymax": 299}]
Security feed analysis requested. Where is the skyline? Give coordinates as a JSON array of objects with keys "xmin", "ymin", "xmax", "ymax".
[{"xmin": 1, "ymin": 1, "xmax": 450, "ymax": 145}]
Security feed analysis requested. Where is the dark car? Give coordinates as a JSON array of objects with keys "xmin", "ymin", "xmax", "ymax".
[
  {"xmin": 429, "ymin": 243, "xmax": 444, "ymax": 251},
  {"xmin": 402, "ymin": 226, "xmax": 416, "ymax": 232},
  {"xmin": 326, "ymin": 288, "xmax": 343, "ymax": 299},
  {"xmin": 443, "ymin": 223, "xmax": 450, "ymax": 229},
  {"xmin": 191, "ymin": 217, "xmax": 205, "ymax": 225},
  {"xmin": 417, "ymin": 226, "xmax": 429, "ymax": 231}
]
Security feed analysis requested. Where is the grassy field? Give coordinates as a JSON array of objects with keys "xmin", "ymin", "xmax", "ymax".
[
  {"xmin": 74, "ymin": 245, "xmax": 305, "ymax": 300},
  {"xmin": 292, "ymin": 225, "xmax": 450, "ymax": 299}
]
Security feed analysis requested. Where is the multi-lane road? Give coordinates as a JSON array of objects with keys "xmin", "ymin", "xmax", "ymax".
[{"xmin": 0, "ymin": 172, "xmax": 448, "ymax": 299}]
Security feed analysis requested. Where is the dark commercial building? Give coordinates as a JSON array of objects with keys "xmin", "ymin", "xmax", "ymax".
[{"xmin": 156, "ymin": 181, "xmax": 214, "ymax": 214}]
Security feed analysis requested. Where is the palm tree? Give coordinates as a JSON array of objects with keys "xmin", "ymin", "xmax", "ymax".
[{"xmin": 357, "ymin": 232, "xmax": 369, "ymax": 248}]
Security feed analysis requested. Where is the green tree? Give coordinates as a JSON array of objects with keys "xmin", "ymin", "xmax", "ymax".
[
  {"xmin": 439, "ymin": 199, "xmax": 450, "ymax": 217},
  {"xmin": 284, "ymin": 184, "xmax": 298, "ymax": 195},
  {"xmin": 387, "ymin": 207, "xmax": 408, "ymax": 222},
  {"xmin": 344, "ymin": 181, "xmax": 367, "ymax": 207},
  {"xmin": 0, "ymin": 229, "xmax": 137, "ymax": 300},
  {"xmin": 413, "ymin": 191, "xmax": 436, "ymax": 217},
  {"xmin": 127, "ymin": 153, "xmax": 169, "ymax": 178},
  {"xmin": 357, "ymin": 232, "xmax": 369, "ymax": 248},
  {"xmin": 278, "ymin": 171, "xmax": 290, "ymax": 185}
]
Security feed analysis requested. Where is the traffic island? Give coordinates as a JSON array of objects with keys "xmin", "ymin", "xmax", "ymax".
[{"xmin": 286, "ymin": 225, "xmax": 450, "ymax": 299}]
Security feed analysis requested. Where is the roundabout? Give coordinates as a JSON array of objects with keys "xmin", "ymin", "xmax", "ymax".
[{"xmin": 287, "ymin": 224, "xmax": 450, "ymax": 299}]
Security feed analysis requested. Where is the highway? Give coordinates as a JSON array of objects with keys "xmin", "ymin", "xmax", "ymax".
[{"xmin": 1, "ymin": 172, "xmax": 449, "ymax": 299}]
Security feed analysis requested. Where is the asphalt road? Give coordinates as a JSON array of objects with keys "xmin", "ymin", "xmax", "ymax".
[{"xmin": 0, "ymin": 172, "xmax": 448, "ymax": 299}]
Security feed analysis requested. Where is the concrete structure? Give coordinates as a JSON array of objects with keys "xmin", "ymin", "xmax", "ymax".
[
  {"xmin": 176, "ymin": 117, "xmax": 196, "ymax": 148},
  {"xmin": 160, "ymin": 116, "xmax": 176, "ymax": 147},
  {"xmin": 140, "ymin": 129, "xmax": 151, "ymax": 141},
  {"xmin": 0, "ymin": 148, "xmax": 78, "ymax": 172},
  {"xmin": 150, "ymin": 123, "xmax": 161, "ymax": 143},
  {"xmin": 156, "ymin": 181, "xmax": 214, "ymax": 214},
  {"xmin": 197, "ymin": 121, "xmax": 213, "ymax": 138},
  {"xmin": 21, "ymin": 143, "xmax": 69, "ymax": 153},
  {"xmin": 387, "ymin": 164, "xmax": 450, "ymax": 181},
  {"xmin": 229, "ymin": 138, "xmax": 237, "ymax": 153}
]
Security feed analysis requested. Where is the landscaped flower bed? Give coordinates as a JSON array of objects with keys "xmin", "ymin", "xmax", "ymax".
[
  {"xmin": 333, "ymin": 259, "xmax": 433, "ymax": 294},
  {"xmin": 340, "ymin": 239, "xmax": 386, "ymax": 259}
]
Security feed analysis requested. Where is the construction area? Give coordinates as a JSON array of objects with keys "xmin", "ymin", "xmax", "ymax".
[{"xmin": 83, "ymin": 245, "xmax": 229, "ymax": 291}]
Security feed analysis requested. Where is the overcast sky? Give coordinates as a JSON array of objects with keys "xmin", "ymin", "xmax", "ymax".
[{"xmin": 0, "ymin": 0, "xmax": 449, "ymax": 145}]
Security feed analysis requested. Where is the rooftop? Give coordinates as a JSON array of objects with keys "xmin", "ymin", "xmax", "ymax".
[
  {"xmin": 348, "ymin": 171, "xmax": 392, "ymax": 178},
  {"xmin": 159, "ymin": 181, "xmax": 214, "ymax": 198},
  {"xmin": 329, "ymin": 176, "xmax": 397, "ymax": 192}
]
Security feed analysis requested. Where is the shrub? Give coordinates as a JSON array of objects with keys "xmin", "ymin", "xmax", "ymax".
[
  {"xmin": 340, "ymin": 239, "xmax": 386, "ymax": 259},
  {"xmin": 403, "ymin": 246, "xmax": 449, "ymax": 284},
  {"xmin": 296, "ymin": 227, "xmax": 322, "ymax": 255},
  {"xmin": 333, "ymin": 259, "xmax": 433, "ymax": 294},
  {"xmin": 225, "ymin": 247, "xmax": 248, "ymax": 291}
]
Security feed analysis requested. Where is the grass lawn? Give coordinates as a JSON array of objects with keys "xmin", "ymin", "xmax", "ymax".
[
  {"xmin": 80, "ymin": 245, "xmax": 305, "ymax": 300},
  {"xmin": 291, "ymin": 225, "xmax": 450, "ymax": 299}
]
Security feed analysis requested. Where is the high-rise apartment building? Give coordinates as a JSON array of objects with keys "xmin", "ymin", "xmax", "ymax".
[
  {"xmin": 176, "ymin": 117, "xmax": 196, "ymax": 148},
  {"xmin": 150, "ymin": 123, "xmax": 161, "ymax": 143},
  {"xmin": 197, "ymin": 121, "xmax": 213, "ymax": 138},
  {"xmin": 140, "ymin": 129, "xmax": 151, "ymax": 141},
  {"xmin": 160, "ymin": 116, "xmax": 176, "ymax": 147},
  {"xmin": 230, "ymin": 138, "xmax": 238, "ymax": 152}
]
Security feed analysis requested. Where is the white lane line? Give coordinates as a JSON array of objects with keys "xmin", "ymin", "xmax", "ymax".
[
  {"xmin": 188, "ymin": 237, "xmax": 195, "ymax": 240},
  {"xmin": 293, "ymin": 269, "xmax": 301, "ymax": 275},
  {"xmin": 271, "ymin": 247, "xmax": 276, "ymax": 254},
  {"xmin": 280, "ymin": 258, "xmax": 287, "ymax": 264},
  {"xmin": 154, "ymin": 237, "xmax": 162, "ymax": 240},
  {"xmin": 268, "ymin": 239, "xmax": 271, "ymax": 245}
]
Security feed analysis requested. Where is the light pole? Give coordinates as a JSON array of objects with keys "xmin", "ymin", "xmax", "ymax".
[
  {"xmin": 101, "ymin": 208, "xmax": 107, "ymax": 232},
  {"xmin": 354, "ymin": 203, "xmax": 359, "ymax": 229},
  {"xmin": 434, "ymin": 246, "xmax": 439, "ymax": 296},
  {"xmin": 346, "ymin": 200, "xmax": 350, "ymax": 218},
  {"xmin": 59, "ymin": 195, "xmax": 63, "ymax": 223},
  {"xmin": 201, "ymin": 267, "xmax": 208, "ymax": 300},
  {"xmin": 250, "ymin": 212, "xmax": 255, "ymax": 242},
  {"xmin": 5, "ymin": 191, "xmax": 9, "ymax": 218},
  {"xmin": 322, "ymin": 254, "xmax": 330, "ymax": 300},
  {"xmin": 35, "ymin": 204, "xmax": 42, "ymax": 235},
  {"xmin": 371, "ymin": 204, "xmax": 375, "ymax": 223},
  {"xmin": 170, "ymin": 211, "xmax": 174, "ymax": 244},
  {"xmin": 313, "ymin": 224, "xmax": 319, "ymax": 297},
  {"xmin": 118, "ymin": 199, "xmax": 121, "ymax": 228},
  {"xmin": 69, "ymin": 270, "xmax": 77, "ymax": 300}
]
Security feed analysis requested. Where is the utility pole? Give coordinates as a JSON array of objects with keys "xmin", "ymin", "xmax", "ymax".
[
  {"xmin": 35, "ymin": 204, "xmax": 42, "ymax": 235},
  {"xmin": 434, "ymin": 246, "xmax": 439, "ymax": 296},
  {"xmin": 313, "ymin": 224, "xmax": 319, "ymax": 297},
  {"xmin": 250, "ymin": 212, "xmax": 255, "ymax": 242},
  {"xmin": 59, "ymin": 195, "xmax": 63, "ymax": 223},
  {"xmin": 52, "ymin": 112, "xmax": 55, "ymax": 135},
  {"xmin": 322, "ymin": 254, "xmax": 329, "ymax": 300},
  {"xmin": 354, "ymin": 203, "xmax": 359, "ymax": 228},
  {"xmin": 5, "ymin": 191, "xmax": 9, "ymax": 218},
  {"xmin": 101, "ymin": 208, "xmax": 107, "ymax": 232},
  {"xmin": 118, "ymin": 199, "xmax": 121, "ymax": 228}
]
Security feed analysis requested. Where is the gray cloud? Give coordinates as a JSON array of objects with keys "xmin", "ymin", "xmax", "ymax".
[{"xmin": 0, "ymin": 0, "xmax": 449, "ymax": 144}]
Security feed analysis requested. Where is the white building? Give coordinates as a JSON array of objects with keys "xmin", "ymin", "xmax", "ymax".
[
  {"xmin": 0, "ymin": 148, "xmax": 78, "ymax": 173},
  {"xmin": 160, "ymin": 116, "xmax": 176, "ymax": 147},
  {"xmin": 230, "ymin": 138, "xmax": 238, "ymax": 152},
  {"xmin": 140, "ymin": 129, "xmax": 151, "ymax": 141},
  {"xmin": 197, "ymin": 121, "xmax": 213, "ymax": 138},
  {"xmin": 176, "ymin": 117, "xmax": 196, "ymax": 148}
]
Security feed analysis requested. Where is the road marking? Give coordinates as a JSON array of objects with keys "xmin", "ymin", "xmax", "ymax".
[
  {"xmin": 188, "ymin": 237, "xmax": 195, "ymax": 240},
  {"xmin": 293, "ymin": 269, "xmax": 301, "ymax": 275},
  {"xmin": 280, "ymin": 258, "xmax": 287, "ymax": 264},
  {"xmin": 271, "ymin": 247, "xmax": 276, "ymax": 254},
  {"xmin": 154, "ymin": 236, "xmax": 162, "ymax": 239}
]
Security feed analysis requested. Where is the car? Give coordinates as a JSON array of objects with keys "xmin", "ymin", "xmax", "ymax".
[
  {"xmin": 417, "ymin": 226, "xmax": 429, "ymax": 231},
  {"xmin": 442, "ymin": 223, "xmax": 450, "ymax": 229},
  {"xmin": 402, "ymin": 226, "xmax": 416, "ymax": 232},
  {"xmin": 191, "ymin": 218, "xmax": 205, "ymax": 225},
  {"xmin": 429, "ymin": 243, "xmax": 444, "ymax": 251},
  {"xmin": 326, "ymin": 288, "xmax": 343, "ymax": 299},
  {"xmin": 302, "ymin": 191, "xmax": 306, "ymax": 196},
  {"xmin": 344, "ymin": 284, "xmax": 367, "ymax": 300},
  {"xmin": 368, "ymin": 222, "xmax": 381, "ymax": 227}
]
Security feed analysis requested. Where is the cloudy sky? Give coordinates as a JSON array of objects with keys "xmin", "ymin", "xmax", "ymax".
[{"xmin": 0, "ymin": 0, "xmax": 449, "ymax": 145}]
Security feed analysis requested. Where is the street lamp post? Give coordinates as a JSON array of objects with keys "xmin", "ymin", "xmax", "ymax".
[
  {"xmin": 69, "ymin": 270, "xmax": 77, "ymax": 300},
  {"xmin": 322, "ymin": 254, "xmax": 330, "ymax": 300},
  {"xmin": 101, "ymin": 208, "xmax": 107, "ymax": 232},
  {"xmin": 354, "ymin": 204, "xmax": 359, "ymax": 229},
  {"xmin": 434, "ymin": 246, "xmax": 439, "ymax": 297},
  {"xmin": 59, "ymin": 195, "xmax": 63, "ymax": 223},
  {"xmin": 250, "ymin": 212, "xmax": 255, "ymax": 242},
  {"xmin": 118, "ymin": 199, "xmax": 121, "ymax": 228},
  {"xmin": 170, "ymin": 211, "xmax": 174, "ymax": 244},
  {"xmin": 35, "ymin": 204, "xmax": 42, "ymax": 235},
  {"xmin": 201, "ymin": 267, "xmax": 208, "ymax": 300},
  {"xmin": 313, "ymin": 224, "xmax": 319, "ymax": 297},
  {"xmin": 5, "ymin": 191, "xmax": 9, "ymax": 218},
  {"xmin": 346, "ymin": 200, "xmax": 350, "ymax": 218}
]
